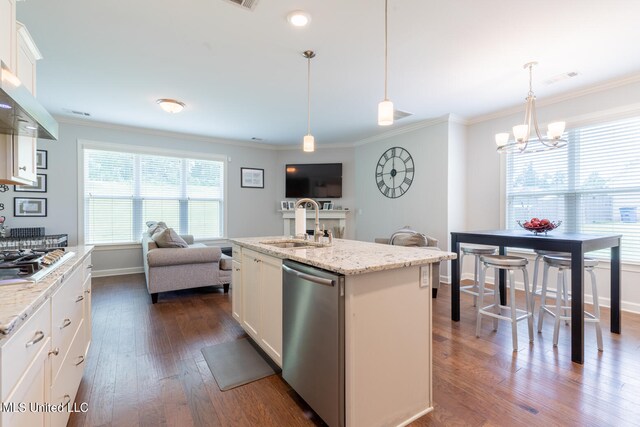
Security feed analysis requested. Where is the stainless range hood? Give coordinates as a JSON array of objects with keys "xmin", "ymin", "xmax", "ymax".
[{"xmin": 0, "ymin": 61, "xmax": 58, "ymax": 140}]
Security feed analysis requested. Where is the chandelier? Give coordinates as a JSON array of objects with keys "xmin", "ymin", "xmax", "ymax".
[{"xmin": 495, "ymin": 62, "xmax": 567, "ymax": 153}]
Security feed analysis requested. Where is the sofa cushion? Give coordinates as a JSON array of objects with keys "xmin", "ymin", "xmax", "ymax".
[
  {"xmin": 219, "ymin": 254, "xmax": 233, "ymax": 271},
  {"xmin": 152, "ymin": 227, "xmax": 188, "ymax": 248}
]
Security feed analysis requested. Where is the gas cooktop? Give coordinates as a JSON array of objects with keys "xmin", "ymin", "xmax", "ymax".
[{"xmin": 0, "ymin": 248, "xmax": 75, "ymax": 285}]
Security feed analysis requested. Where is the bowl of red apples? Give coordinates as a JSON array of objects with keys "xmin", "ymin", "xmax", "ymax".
[{"xmin": 517, "ymin": 218, "xmax": 562, "ymax": 235}]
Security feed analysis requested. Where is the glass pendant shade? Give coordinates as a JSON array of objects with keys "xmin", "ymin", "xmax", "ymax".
[
  {"xmin": 513, "ymin": 124, "xmax": 529, "ymax": 141},
  {"xmin": 303, "ymin": 134, "xmax": 315, "ymax": 152},
  {"xmin": 547, "ymin": 121, "xmax": 566, "ymax": 139},
  {"xmin": 495, "ymin": 133, "xmax": 509, "ymax": 147},
  {"xmin": 378, "ymin": 100, "xmax": 394, "ymax": 126}
]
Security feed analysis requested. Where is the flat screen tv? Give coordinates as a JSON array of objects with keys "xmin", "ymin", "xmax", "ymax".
[{"xmin": 285, "ymin": 163, "xmax": 342, "ymax": 198}]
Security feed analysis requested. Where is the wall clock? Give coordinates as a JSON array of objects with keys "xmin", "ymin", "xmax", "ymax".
[{"xmin": 375, "ymin": 147, "xmax": 414, "ymax": 198}]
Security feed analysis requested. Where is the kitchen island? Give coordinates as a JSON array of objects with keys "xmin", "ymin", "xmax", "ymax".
[
  {"xmin": 0, "ymin": 246, "xmax": 93, "ymax": 427},
  {"xmin": 230, "ymin": 236, "xmax": 455, "ymax": 427}
]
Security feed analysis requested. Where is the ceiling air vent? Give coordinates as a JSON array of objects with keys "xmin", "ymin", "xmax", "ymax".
[
  {"xmin": 63, "ymin": 108, "xmax": 91, "ymax": 117},
  {"xmin": 222, "ymin": 0, "xmax": 259, "ymax": 11},
  {"xmin": 394, "ymin": 109, "xmax": 413, "ymax": 120}
]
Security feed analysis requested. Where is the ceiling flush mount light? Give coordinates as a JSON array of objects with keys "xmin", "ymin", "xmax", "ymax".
[
  {"xmin": 378, "ymin": 0, "xmax": 393, "ymax": 126},
  {"xmin": 302, "ymin": 50, "xmax": 315, "ymax": 152},
  {"xmin": 495, "ymin": 62, "xmax": 567, "ymax": 154},
  {"xmin": 156, "ymin": 98, "xmax": 185, "ymax": 113},
  {"xmin": 287, "ymin": 10, "xmax": 310, "ymax": 27}
]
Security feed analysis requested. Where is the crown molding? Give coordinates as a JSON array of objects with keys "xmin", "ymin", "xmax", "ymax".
[
  {"xmin": 54, "ymin": 115, "xmax": 280, "ymax": 150},
  {"xmin": 467, "ymin": 72, "xmax": 640, "ymax": 125},
  {"xmin": 351, "ymin": 114, "xmax": 452, "ymax": 147}
]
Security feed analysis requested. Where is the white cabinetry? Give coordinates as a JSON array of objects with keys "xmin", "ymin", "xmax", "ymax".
[
  {"xmin": 0, "ymin": 250, "xmax": 93, "ymax": 427},
  {"xmin": 231, "ymin": 259, "xmax": 242, "ymax": 323},
  {"xmin": 0, "ymin": 0, "xmax": 16, "ymax": 70},
  {"xmin": 0, "ymin": 21, "xmax": 40, "ymax": 185},
  {"xmin": 237, "ymin": 248, "xmax": 283, "ymax": 366}
]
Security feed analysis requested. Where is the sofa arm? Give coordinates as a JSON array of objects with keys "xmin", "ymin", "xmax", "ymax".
[{"xmin": 147, "ymin": 246, "xmax": 221, "ymax": 267}]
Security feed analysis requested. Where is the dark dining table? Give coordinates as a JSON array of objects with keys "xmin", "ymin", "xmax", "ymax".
[{"xmin": 450, "ymin": 230, "xmax": 622, "ymax": 364}]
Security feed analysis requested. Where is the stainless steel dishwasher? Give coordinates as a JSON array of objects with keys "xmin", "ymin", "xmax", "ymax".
[{"xmin": 282, "ymin": 260, "xmax": 345, "ymax": 427}]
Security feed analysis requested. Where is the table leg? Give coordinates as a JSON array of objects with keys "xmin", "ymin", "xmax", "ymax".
[
  {"xmin": 451, "ymin": 235, "xmax": 460, "ymax": 322},
  {"xmin": 611, "ymin": 244, "xmax": 621, "ymax": 334},
  {"xmin": 570, "ymin": 249, "xmax": 584, "ymax": 364},
  {"xmin": 499, "ymin": 246, "xmax": 506, "ymax": 306}
]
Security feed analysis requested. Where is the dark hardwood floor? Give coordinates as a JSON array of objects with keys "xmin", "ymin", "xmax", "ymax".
[{"xmin": 70, "ymin": 274, "xmax": 640, "ymax": 427}]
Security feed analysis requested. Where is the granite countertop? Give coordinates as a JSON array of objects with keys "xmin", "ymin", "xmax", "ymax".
[
  {"xmin": 0, "ymin": 246, "xmax": 93, "ymax": 338},
  {"xmin": 230, "ymin": 236, "xmax": 456, "ymax": 275}
]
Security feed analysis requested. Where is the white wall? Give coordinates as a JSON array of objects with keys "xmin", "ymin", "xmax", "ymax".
[
  {"xmin": 354, "ymin": 119, "xmax": 450, "ymax": 252},
  {"xmin": 465, "ymin": 80, "xmax": 640, "ymax": 313}
]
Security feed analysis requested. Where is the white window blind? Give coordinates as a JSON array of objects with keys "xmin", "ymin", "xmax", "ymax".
[
  {"xmin": 84, "ymin": 148, "xmax": 224, "ymax": 244},
  {"xmin": 506, "ymin": 116, "xmax": 640, "ymax": 263}
]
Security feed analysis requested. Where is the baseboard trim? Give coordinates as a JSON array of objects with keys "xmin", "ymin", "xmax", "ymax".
[{"xmin": 92, "ymin": 267, "xmax": 144, "ymax": 278}]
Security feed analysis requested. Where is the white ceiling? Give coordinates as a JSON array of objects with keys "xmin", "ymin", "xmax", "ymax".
[{"xmin": 16, "ymin": 0, "xmax": 640, "ymax": 147}]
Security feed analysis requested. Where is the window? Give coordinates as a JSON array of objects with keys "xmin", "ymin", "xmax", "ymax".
[
  {"xmin": 83, "ymin": 148, "xmax": 224, "ymax": 244},
  {"xmin": 505, "ymin": 116, "xmax": 640, "ymax": 263}
]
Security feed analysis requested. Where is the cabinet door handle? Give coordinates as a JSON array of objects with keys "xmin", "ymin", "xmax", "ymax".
[
  {"xmin": 19, "ymin": 166, "xmax": 26, "ymax": 171},
  {"xmin": 48, "ymin": 348, "xmax": 60, "ymax": 356},
  {"xmin": 25, "ymin": 331, "xmax": 45, "ymax": 347},
  {"xmin": 74, "ymin": 355, "xmax": 85, "ymax": 366},
  {"xmin": 60, "ymin": 318, "xmax": 72, "ymax": 329},
  {"xmin": 62, "ymin": 395, "xmax": 71, "ymax": 405},
  {"xmin": 76, "ymin": 295, "xmax": 84, "ymax": 302},
  {"xmin": 85, "ymin": 289, "xmax": 91, "ymax": 294},
  {"xmin": 87, "ymin": 264, "xmax": 93, "ymax": 269}
]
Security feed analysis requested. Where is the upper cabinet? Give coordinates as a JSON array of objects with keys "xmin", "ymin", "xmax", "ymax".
[
  {"xmin": 0, "ymin": 19, "xmax": 41, "ymax": 185},
  {"xmin": 0, "ymin": 0, "xmax": 16, "ymax": 70}
]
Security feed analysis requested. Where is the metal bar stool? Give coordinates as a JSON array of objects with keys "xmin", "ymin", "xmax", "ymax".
[
  {"xmin": 460, "ymin": 246, "xmax": 497, "ymax": 307},
  {"xmin": 530, "ymin": 249, "xmax": 569, "ymax": 313},
  {"xmin": 537, "ymin": 255, "xmax": 603, "ymax": 351},
  {"xmin": 476, "ymin": 255, "xmax": 534, "ymax": 351}
]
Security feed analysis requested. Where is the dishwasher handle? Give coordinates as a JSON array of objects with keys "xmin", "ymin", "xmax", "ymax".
[{"xmin": 282, "ymin": 264, "xmax": 335, "ymax": 287}]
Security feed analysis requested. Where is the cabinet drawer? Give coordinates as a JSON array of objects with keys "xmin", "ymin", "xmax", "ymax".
[
  {"xmin": 50, "ymin": 322, "xmax": 86, "ymax": 427},
  {"xmin": 82, "ymin": 273, "xmax": 92, "ymax": 357},
  {"xmin": 51, "ymin": 266, "xmax": 84, "ymax": 379},
  {"xmin": 82, "ymin": 254, "xmax": 92, "ymax": 282},
  {"xmin": 0, "ymin": 300, "xmax": 50, "ymax": 401},
  {"xmin": 2, "ymin": 337, "xmax": 50, "ymax": 427}
]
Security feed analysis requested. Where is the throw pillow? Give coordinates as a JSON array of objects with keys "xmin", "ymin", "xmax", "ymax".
[
  {"xmin": 152, "ymin": 227, "xmax": 188, "ymax": 248},
  {"xmin": 147, "ymin": 221, "xmax": 168, "ymax": 236}
]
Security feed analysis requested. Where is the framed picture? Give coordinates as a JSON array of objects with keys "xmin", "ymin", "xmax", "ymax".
[
  {"xmin": 323, "ymin": 202, "xmax": 333, "ymax": 210},
  {"xmin": 14, "ymin": 174, "xmax": 47, "ymax": 193},
  {"xmin": 241, "ymin": 167, "xmax": 264, "ymax": 188},
  {"xmin": 36, "ymin": 150, "xmax": 48, "ymax": 169},
  {"xmin": 14, "ymin": 197, "xmax": 47, "ymax": 217},
  {"xmin": 280, "ymin": 201, "xmax": 288, "ymax": 210},
  {"xmin": 287, "ymin": 201, "xmax": 295, "ymax": 210},
  {"xmin": 318, "ymin": 200, "xmax": 330, "ymax": 210}
]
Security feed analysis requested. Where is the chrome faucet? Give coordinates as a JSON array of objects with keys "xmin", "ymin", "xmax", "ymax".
[{"xmin": 294, "ymin": 198, "xmax": 321, "ymax": 242}]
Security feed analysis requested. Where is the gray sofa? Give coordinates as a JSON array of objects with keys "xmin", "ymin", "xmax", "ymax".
[{"xmin": 142, "ymin": 232, "xmax": 232, "ymax": 303}]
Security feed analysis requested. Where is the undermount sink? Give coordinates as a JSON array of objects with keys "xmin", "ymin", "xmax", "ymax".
[{"xmin": 259, "ymin": 239, "xmax": 328, "ymax": 249}]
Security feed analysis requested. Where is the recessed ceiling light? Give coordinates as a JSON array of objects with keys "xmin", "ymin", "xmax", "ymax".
[
  {"xmin": 156, "ymin": 99, "xmax": 186, "ymax": 113},
  {"xmin": 287, "ymin": 10, "xmax": 310, "ymax": 27}
]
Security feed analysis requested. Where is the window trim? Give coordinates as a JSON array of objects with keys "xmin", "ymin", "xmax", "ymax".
[{"xmin": 77, "ymin": 139, "xmax": 228, "ymax": 246}]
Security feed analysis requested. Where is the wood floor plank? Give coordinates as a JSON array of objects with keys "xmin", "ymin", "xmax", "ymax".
[{"xmin": 69, "ymin": 274, "xmax": 640, "ymax": 427}]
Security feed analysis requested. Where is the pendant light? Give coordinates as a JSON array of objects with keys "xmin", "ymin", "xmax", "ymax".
[
  {"xmin": 378, "ymin": 0, "xmax": 393, "ymax": 126},
  {"xmin": 302, "ymin": 50, "xmax": 316, "ymax": 152}
]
